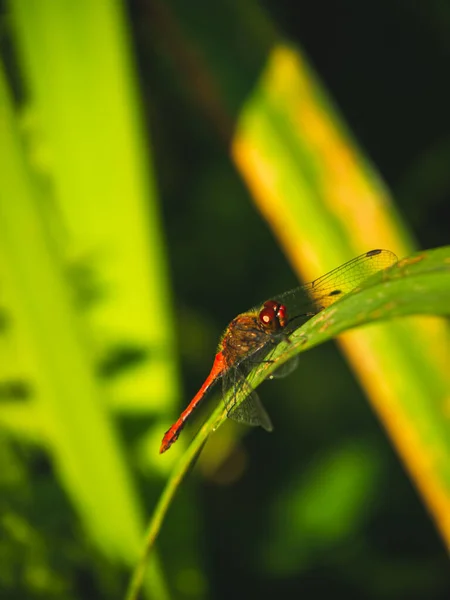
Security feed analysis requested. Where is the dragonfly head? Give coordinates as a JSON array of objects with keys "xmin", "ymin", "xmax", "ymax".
[{"xmin": 259, "ymin": 300, "xmax": 288, "ymax": 331}]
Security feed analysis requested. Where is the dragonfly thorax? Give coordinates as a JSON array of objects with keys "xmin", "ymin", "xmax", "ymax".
[{"xmin": 220, "ymin": 311, "xmax": 276, "ymax": 368}]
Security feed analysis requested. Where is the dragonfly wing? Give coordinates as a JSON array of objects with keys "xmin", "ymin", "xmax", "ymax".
[
  {"xmin": 228, "ymin": 391, "xmax": 273, "ymax": 431},
  {"xmin": 273, "ymin": 249, "xmax": 398, "ymax": 332},
  {"xmin": 223, "ymin": 367, "xmax": 273, "ymax": 431},
  {"xmin": 270, "ymin": 355, "xmax": 299, "ymax": 379}
]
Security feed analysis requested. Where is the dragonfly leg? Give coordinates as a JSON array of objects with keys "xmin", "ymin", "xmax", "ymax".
[{"xmin": 288, "ymin": 311, "xmax": 317, "ymax": 327}]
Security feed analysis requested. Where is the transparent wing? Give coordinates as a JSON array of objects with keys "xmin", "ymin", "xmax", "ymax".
[
  {"xmin": 228, "ymin": 392, "xmax": 273, "ymax": 432},
  {"xmin": 307, "ymin": 249, "xmax": 397, "ymax": 308},
  {"xmin": 270, "ymin": 355, "xmax": 299, "ymax": 379},
  {"xmin": 223, "ymin": 366, "xmax": 273, "ymax": 431},
  {"xmin": 272, "ymin": 249, "xmax": 398, "ymax": 332}
]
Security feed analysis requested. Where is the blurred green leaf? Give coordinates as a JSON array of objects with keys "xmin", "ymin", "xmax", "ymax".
[
  {"xmin": 1, "ymin": 2, "xmax": 182, "ymax": 598},
  {"xmin": 10, "ymin": 0, "xmax": 179, "ymax": 417},
  {"xmin": 262, "ymin": 440, "xmax": 381, "ymax": 575},
  {"xmin": 0, "ymin": 55, "xmax": 144, "ymax": 566}
]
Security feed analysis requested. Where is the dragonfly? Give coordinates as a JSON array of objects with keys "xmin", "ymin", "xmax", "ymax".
[{"xmin": 160, "ymin": 249, "xmax": 397, "ymax": 453}]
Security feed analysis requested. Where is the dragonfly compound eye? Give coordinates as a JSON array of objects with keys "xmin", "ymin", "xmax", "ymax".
[
  {"xmin": 259, "ymin": 305, "xmax": 276, "ymax": 327},
  {"xmin": 259, "ymin": 301, "xmax": 287, "ymax": 331},
  {"xmin": 277, "ymin": 304, "xmax": 288, "ymax": 327}
]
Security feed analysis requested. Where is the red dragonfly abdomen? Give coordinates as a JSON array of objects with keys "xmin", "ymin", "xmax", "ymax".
[{"xmin": 159, "ymin": 352, "xmax": 227, "ymax": 453}]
